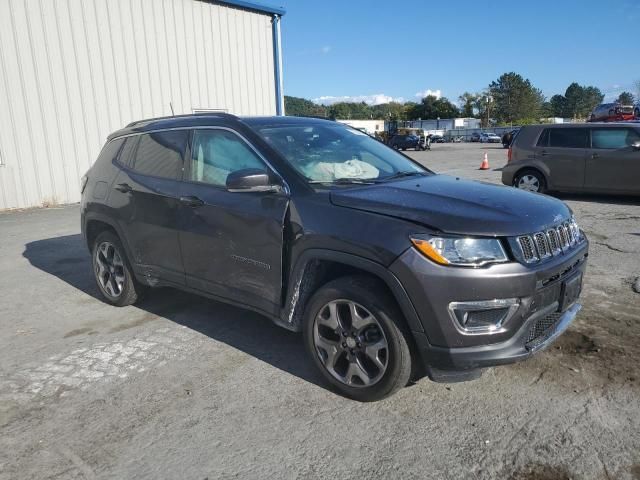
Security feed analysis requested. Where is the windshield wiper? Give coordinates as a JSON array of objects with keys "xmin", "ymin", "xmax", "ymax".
[
  {"xmin": 383, "ymin": 171, "xmax": 426, "ymax": 181},
  {"xmin": 308, "ymin": 177, "xmax": 378, "ymax": 185}
]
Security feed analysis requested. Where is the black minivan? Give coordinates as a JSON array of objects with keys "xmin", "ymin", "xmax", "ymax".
[{"xmin": 82, "ymin": 113, "xmax": 588, "ymax": 401}]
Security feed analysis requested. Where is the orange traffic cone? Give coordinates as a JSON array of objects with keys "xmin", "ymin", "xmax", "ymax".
[{"xmin": 479, "ymin": 152, "xmax": 489, "ymax": 170}]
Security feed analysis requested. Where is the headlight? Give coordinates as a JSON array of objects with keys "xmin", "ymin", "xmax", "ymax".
[{"xmin": 411, "ymin": 235, "xmax": 509, "ymax": 267}]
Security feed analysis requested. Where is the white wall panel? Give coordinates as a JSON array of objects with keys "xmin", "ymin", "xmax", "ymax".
[{"xmin": 0, "ymin": 0, "xmax": 278, "ymax": 209}]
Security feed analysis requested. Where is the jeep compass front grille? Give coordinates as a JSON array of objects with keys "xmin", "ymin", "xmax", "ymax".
[{"xmin": 516, "ymin": 220, "xmax": 583, "ymax": 264}]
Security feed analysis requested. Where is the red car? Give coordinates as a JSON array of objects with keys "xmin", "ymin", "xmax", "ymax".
[{"xmin": 588, "ymin": 103, "xmax": 635, "ymax": 122}]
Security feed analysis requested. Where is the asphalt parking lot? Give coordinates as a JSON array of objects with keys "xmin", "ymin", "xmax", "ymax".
[{"xmin": 1, "ymin": 142, "xmax": 639, "ymax": 480}]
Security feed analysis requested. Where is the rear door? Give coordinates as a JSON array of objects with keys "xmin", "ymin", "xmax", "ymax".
[
  {"xmin": 586, "ymin": 127, "xmax": 640, "ymax": 193},
  {"xmin": 111, "ymin": 130, "xmax": 188, "ymax": 285},
  {"xmin": 177, "ymin": 127, "xmax": 289, "ymax": 314},
  {"xmin": 534, "ymin": 127, "xmax": 589, "ymax": 191}
]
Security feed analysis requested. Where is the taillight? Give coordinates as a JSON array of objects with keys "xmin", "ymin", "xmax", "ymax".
[{"xmin": 508, "ymin": 146, "xmax": 513, "ymax": 163}]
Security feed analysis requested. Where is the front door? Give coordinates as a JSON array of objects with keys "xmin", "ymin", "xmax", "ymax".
[
  {"xmin": 586, "ymin": 127, "xmax": 640, "ymax": 194},
  {"xmin": 177, "ymin": 128, "xmax": 289, "ymax": 314},
  {"xmin": 535, "ymin": 127, "xmax": 589, "ymax": 191}
]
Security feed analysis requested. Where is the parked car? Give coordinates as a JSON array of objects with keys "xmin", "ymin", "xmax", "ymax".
[
  {"xmin": 82, "ymin": 114, "xmax": 588, "ymax": 401},
  {"xmin": 480, "ymin": 132, "xmax": 501, "ymax": 143},
  {"xmin": 389, "ymin": 134, "xmax": 420, "ymax": 150},
  {"xmin": 469, "ymin": 132, "xmax": 481, "ymax": 142},
  {"xmin": 588, "ymin": 103, "xmax": 635, "ymax": 122},
  {"xmin": 635, "ymin": 103, "xmax": 640, "ymax": 119},
  {"xmin": 502, "ymin": 123, "xmax": 640, "ymax": 195},
  {"xmin": 430, "ymin": 134, "xmax": 445, "ymax": 143}
]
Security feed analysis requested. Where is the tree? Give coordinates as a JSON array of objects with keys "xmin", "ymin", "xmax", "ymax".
[
  {"xmin": 327, "ymin": 102, "xmax": 372, "ymax": 120},
  {"xmin": 563, "ymin": 83, "xmax": 604, "ymax": 119},
  {"xmin": 458, "ymin": 92, "xmax": 478, "ymax": 117},
  {"xmin": 284, "ymin": 96, "xmax": 327, "ymax": 117},
  {"xmin": 488, "ymin": 72, "xmax": 544, "ymax": 124},
  {"xmin": 409, "ymin": 95, "xmax": 459, "ymax": 120},
  {"xmin": 548, "ymin": 94, "xmax": 568, "ymax": 117},
  {"xmin": 617, "ymin": 91, "xmax": 635, "ymax": 105},
  {"xmin": 370, "ymin": 102, "xmax": 409, "ymax": 120}
]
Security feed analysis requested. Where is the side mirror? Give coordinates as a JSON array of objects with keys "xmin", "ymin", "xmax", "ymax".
[
  {"xmin": 226, "ymin": 168, "xmax": 282, "ymax": 193},
  {"xmin": 632, "ymin": 141, "xmax": 640, "ymax": 150}
]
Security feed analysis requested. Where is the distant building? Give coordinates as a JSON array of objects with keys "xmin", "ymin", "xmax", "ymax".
[{"xmin": 337, "ymin": 119, "xmax": 385, "ymax": 135}]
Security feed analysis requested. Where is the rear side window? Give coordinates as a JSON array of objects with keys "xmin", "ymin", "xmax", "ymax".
[
  {"xmin": 131, "ymin": 130, "xmax": 188, "ymax": 179},
  {"xmin": 96, "ymin": 138, "xmax": 124, "ymax": 165},
  {"xmin": 547, "ymin": 128, "xmax": 589, "ymax": 148},
  {"xmin": 536, "ymin": 129, "xmax": 550, "ymax": 147},
  {"xmin": 118, "ymin": 137, "xmax": 139, "ymax": 167},
  {"xmin": 591, "ymin": 128, "xmax": 640, "ymax": 149}
]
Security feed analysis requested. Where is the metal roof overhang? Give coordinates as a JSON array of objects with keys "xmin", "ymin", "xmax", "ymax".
[{"xmin": 216, "ymin": 0, "xmax": 286, "ymax": 16}]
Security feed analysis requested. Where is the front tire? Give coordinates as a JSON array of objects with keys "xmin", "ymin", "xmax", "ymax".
[
  {"xmin": 514, "ymin": 169, "xmax": 547, "ymax": 194},
  {"xmin": 92, "ymin": 231, "xmax": 141, "ymax": 306},
  {"xmin": 303, "ymin": 276, "xmax": 413, "ymax": 402}
]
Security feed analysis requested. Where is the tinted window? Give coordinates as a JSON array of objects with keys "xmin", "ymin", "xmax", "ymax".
[
  {"xmin": 96, "ymin": 138, "xmax": 124, "ymax": 165},
  {"xmin": 119, "ymin": 137, "xmax": 138, "ymax": 167},
  {"xmin": 536, "ymin": 129, "xmax": 550, "ymax": 147},
  {"xmin": 548, "ymin": 128, "xmax": 589, "ymax": 148},
  {"xmin": 591, "ymin": 128, "xmax": 640, "ymax": 149},
  {"xmin": 132, "ymin": 131, "xmax": 188, "ymax": 179},
  {"xmin": 189, "ymin": 129, "xmax": 265, "ymax": 187}
]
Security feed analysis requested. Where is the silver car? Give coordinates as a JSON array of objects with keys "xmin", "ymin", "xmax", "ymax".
[{"xmin": 502, "ymin": 123, "xmax": 640, "ymax": 195}]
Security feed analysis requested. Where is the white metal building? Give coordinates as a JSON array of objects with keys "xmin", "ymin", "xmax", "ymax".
[{"xmin": 0, "ymin": 0, "xmax": 285, "ymax": 210}]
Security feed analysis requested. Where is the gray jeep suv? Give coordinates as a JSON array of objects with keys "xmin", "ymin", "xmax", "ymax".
[
  {"xmin": 81, "ymin": 114, "xmax": 588, "ymax": 401},
  {"xmin": 503, "ymin": 123, "xmax": 640, "ymax": 195}
]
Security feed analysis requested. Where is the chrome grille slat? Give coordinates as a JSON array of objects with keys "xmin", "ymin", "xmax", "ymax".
[{"xmin": 516, "ymin": 219, "xmax": 584, "ymax": 264}]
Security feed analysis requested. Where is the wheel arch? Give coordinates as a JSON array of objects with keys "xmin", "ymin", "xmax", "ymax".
[
  {"xmin": 513, "ymin": 165, "xmax": 550, "ymax": 190},
  {"xmin": 83, "ymin": 213, "xmax": 135, "ymax": 263},
  {"xmin": 279, "ymin": 249, "xmax": 423, "ymax": 334}
]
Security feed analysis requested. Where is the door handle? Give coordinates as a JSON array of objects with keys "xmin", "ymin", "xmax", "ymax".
[
  {"xmin": 540, "ymin": 151, "xmax": 550, "ymax": 157},
  {"xmin": 114, "ymin": 182, "xmax": 133, "ymax": 193},
  {"xmin": 179, "ymin": 195, "xmax": 204, "ymax": 207},
  {"xmin": 592, "ymin": 153, "xmax": 599, "ymax": 159}
]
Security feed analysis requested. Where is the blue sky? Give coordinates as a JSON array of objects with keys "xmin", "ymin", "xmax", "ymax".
[{"xmin": 276, "ymin": 0, "xmax": 639, "ymax": 105}]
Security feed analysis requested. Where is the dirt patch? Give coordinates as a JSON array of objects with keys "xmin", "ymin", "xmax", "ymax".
[
  {"xmin": 508, "ymin": 463, "xmax": 571, "ymax": 480},
  {"xmin": 631, "ymin": 464, "xmax": 640, "ymax": 479},
  {"xmin": 553, "ymin": 330, "xmax": 599, "ymax": 355}
]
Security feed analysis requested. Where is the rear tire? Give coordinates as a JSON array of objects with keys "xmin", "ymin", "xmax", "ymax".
[
  {"xmin": 514, "ymin": 169, "xmax": 547, "ymax": 194},
  {"xmin": 92, "ymin": 231, "xmax": 141, "ymax": 307},
  {"xmin": 303, "ymin": 276, "xmax": 413, "ymax": 402}
]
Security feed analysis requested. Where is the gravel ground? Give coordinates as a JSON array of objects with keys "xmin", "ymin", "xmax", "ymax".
[{"xmin": 1, "ymin": 142, "xmax": 639, "ymax": 479}]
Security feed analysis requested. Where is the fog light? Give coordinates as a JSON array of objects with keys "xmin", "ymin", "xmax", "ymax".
[{"xmin": 448, "ymin": 299, "xmax": 520, "ymax": 334}]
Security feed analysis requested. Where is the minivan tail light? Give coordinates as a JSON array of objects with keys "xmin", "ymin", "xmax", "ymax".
[{"xmin": 507, "ymin": 146, "xmax": 513, "ymax": 163}]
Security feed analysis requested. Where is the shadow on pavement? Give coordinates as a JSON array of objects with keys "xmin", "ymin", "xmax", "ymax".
[
  {"xmin": 23, "ymin": 234, "xmax": 325, "ymax": 390},
  {"xmin": 554, "ymin": 192, "xmax": 640, "ymax": 206}
]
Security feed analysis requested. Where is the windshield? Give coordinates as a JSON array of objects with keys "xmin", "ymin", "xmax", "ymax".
[{"xmin": 257, "ymin": 123, "xmax": 429, "ymax": 183}]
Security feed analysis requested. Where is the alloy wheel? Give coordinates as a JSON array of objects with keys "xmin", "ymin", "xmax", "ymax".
[
  {"xmin": 95, "ymin": 241, "xmax": 126, "ymax": 298},
  {"xmin": 313, "ymin": 300, "xmax": 389, "ymax": 388},
  {"xmin": 517, "ymin": 174, "xmax": 540, "ymax": 192}
]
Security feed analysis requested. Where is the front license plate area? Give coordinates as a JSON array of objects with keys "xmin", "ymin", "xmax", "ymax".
[{"xmin": 559, "ymin": 272, "xmax": 582, "ymax": 312}]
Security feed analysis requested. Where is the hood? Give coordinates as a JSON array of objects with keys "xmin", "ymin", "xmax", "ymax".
[{"xmin": 330, "ymin": 174, "xmax": 571, "ymax": 237}]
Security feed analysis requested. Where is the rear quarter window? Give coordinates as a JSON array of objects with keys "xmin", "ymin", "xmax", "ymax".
[{"xmin": 96, "ymin": 138, "xmax": 124, "ymax": 166}]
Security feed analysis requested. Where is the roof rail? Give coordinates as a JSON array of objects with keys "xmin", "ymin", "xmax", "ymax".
[{"xmin": 125, "ymin": 112, "xmax": 238, "ymax": 128}]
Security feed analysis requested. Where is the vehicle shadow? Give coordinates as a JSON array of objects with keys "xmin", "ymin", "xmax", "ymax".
[{"xmin": 22, "ymin": 234, "xmax": 326, "ymax": 390}]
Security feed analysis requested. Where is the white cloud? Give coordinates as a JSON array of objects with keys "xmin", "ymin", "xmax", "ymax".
[
  {"xmin": 320, "ymin": 45, "xmax": 331, "ymax": 54},
  {"xmin": 415, "ymin": 89, "xmax": 442, "ymax": 99},
  {"xmin": 313, "ymin": 93, "xmax": 405, "ymax": 106}
]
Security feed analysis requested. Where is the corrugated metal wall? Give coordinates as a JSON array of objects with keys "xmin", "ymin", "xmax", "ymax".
[{"xmin": 0, "ymin": 0, "xmax": 277, "ymax": 210}]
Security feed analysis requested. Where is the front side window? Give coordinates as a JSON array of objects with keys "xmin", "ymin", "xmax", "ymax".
[
  {"xmin": 591, "ymin": 128, "xmax": 640, "ymax": 149},
  {"xmin": 189, "ymin": 129, "xmax": 266, "ymax": 186},
  {"xmin": 257, "ymin": 123, "xmax": 427, "ymax": 183},
  {"xmin": 131, "ymin": 130, "xmax": 188, "ymax": 179},
  {"xmin": 548, "ymin": 128, "xmax": 589, "ymax": 148}
]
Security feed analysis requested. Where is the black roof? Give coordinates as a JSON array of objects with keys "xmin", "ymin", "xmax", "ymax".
[{"xmin": 107, "ymin": 114, "xmax": 337, "ymax": 140}]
